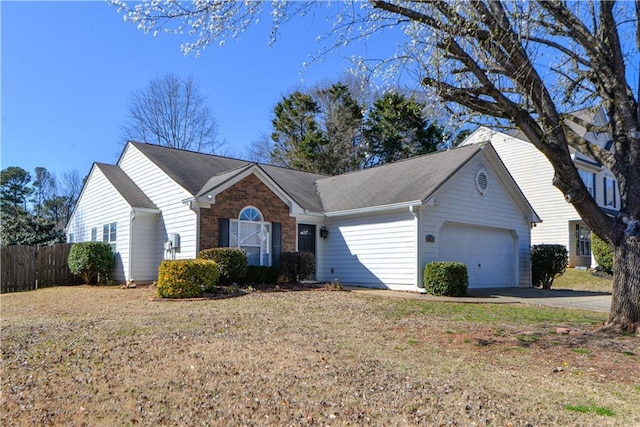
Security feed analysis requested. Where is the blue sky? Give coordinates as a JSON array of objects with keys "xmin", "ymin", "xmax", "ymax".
[{"xmin": 1, "ymin": 1, "xmax": 395, "ymax": 180}]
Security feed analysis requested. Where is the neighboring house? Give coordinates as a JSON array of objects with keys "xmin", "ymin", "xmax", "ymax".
[
  {"xmin": 461, "ymin": 108, "xmax": 619, "ymax": 267},
  {"xmin": 67, "ymin": 141, "xmax": 540, "ymax": 291}
]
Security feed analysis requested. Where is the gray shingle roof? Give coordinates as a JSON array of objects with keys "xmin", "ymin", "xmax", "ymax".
[
  {"xmin": 128, "ymin": 142, "xmax": 250, "ymax": 195},
  {"xmin": 125, "ymin": 142, "xmax": 483, "ymax": 215},
  {"xmin": 129, "ymin": 142, "xmax": 326, "ymax": 212},
  {"xmin": 258, "ymin": 165, "xmax": 326, "ymax": 213},
  {"xmin": 316, "ymin": 145, "xmax": 481, "ymax": 213},
  {"xmin": 195, "ymin": 164, "xmax": 255, "ymax": 198},
  {"xmin": 95, "ymin": 163, "xmax": 158, "ymax": 210}
]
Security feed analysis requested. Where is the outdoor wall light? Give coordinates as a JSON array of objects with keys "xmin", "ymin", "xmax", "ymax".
[{"xmin": 320, "ymin": 226, "xmax": 329, "ymax": 239}]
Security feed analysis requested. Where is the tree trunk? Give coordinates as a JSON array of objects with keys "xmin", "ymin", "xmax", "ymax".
[{"xmin": 607, "ymin": 238, "xmax": 640, "ymax": 334}]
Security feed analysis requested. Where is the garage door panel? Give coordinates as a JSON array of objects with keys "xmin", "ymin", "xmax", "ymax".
[{"xmin": 440, "ymin": 224, "xmax": 515, "ymax": 288}]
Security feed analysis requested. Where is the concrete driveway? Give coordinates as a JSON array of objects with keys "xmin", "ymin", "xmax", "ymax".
[
  {"xmin": 466, "ymin": 287, "xmax": 612, "ymax": 313},
  {"xmin": 344, "ymin": 286, "xmax": 612, "ymax": 313}
]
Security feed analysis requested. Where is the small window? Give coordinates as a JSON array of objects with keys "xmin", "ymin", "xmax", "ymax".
[
  {"xmin": 578, "ymin": 169, "xmax": 595, "ymax": 198},
  {"xmin": 475, "ymin": 167, "xmax": 489, "ymax": 194},
  {"xmin": 604, "ymin": 177, "xmax": 616, "ymax": 209},
  {"xmin": 68, "ymin": 233, "xmax": 75, "ymax": 243},
  {"xmin": 576, "ymin": 224, "xmax": 591, "ymax": 256},
  {"xmin": 103, "ymin": 222, "xmax": 117, "ymax": 252},
  {"xmin": 91, "ymin": 227, "xmax": 98, "ymax": 242}
]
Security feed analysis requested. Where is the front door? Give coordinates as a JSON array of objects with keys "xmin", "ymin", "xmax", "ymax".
[{"xmin": 298, "ymin": 224, "xmax": 316, "ymax": 254}]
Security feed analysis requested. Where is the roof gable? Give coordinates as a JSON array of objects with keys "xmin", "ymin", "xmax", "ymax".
[
  {"xmin": 317, "ymin": 145, "xmax": 481, "ymax": 214},
  {"xmin": 125, "ymin": 142, "xmax": 250, "ymax": 196},
  {"xmin": 124, "ymin": 142, "xmax": 326, "ymax": 213},
  {"xmin": 95, "ymin": 163, "xmax": 158, "ymax": 210}
]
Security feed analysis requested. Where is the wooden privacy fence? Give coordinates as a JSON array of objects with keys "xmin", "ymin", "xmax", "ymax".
[{"xmin": 1, "ymin": 243, "xmax": 82, "ymax": 293}]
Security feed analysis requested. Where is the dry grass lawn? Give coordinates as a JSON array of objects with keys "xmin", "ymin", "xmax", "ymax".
[{"xmin": 1, "ymin": 285, "xmax": 638, "ymax": 426}]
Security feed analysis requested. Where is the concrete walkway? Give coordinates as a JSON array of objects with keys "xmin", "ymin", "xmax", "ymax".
[{"xmin": 343, "ymin": 286, "xmax": 612, "ymax": 313}]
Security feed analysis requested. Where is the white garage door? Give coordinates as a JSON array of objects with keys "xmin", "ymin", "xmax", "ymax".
[{"xmin": 440, "ymin": 223, "xmax": 516, "ymax": 288}]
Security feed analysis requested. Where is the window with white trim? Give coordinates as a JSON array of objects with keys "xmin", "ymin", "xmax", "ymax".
[
  {"xmin": 91, "ymin": 227, "xmax": 98, "ymax": 242},
  {"xmin": 578, "ymin": 169, "xmax": 595, "ymax": 198},
  {"xmin": 604, "ymin": 177, "xmax": 617, "ymax": 209},
  {"xmin": 230, "ymin": 207, "xmax": 271, "ymax": 266},
  {"xmin": 103, "ymin": 222, "xmax": 117, "ymax": 252}
]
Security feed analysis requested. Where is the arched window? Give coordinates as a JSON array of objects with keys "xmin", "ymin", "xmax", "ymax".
[{"xmin": 230, "ymin": 206, "xmax": 271, "ymax": 266}]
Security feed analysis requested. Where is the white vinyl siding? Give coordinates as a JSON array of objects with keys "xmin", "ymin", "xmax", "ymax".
[
  {"xmin": 130, "ymin": 211, "xmax": 159, "ymax": 281},
  {"xmin": 468, "ymin": 130, "xmax": 622, "ymax": 268},
  {"xmin": 418, "ymin": 149, "xmax": 531, "ymax": 288},
  {"xmin": 318, "ymin": 210, "xmax": 416, "ymax": 291},
  {"xmin": 466, "ymin": 131, "xmax": 586, "ymax": 266},
  {"xmin": 119, "ymin": 144, "xmax": 197, "ymax": 262},
  {"xmin": 66, "ymin": 167, "xmax": 131, "ymax": 281}
]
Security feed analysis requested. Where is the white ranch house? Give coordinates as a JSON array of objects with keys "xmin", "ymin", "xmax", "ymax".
[{"xmin": 67, "ymin": 142, "xmax": 540, "ymax": 291}]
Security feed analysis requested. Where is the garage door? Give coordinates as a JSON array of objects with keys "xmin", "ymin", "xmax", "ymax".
[{"xmin": 440, "ymin": 223, "xmax": 516, "ymax": 288}]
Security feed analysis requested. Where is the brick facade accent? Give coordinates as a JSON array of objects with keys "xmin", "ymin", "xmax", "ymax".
[{"xmin": 199, "ymin": 174, "xmax": 297, "ymax": 254}]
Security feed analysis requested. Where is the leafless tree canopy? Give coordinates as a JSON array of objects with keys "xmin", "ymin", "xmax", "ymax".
[{"xmin": 122, "ymin": 73, "xmax": 219, "ymax": 153}]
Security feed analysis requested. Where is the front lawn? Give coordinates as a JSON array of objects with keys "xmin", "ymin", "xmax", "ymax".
[
  {"xmin": 1, "ymin": 285, "xmax": 637, "ymax": 426},
  {"xmin": 553, "ymin": 268, "xmax": 613, "ymax": 292}
]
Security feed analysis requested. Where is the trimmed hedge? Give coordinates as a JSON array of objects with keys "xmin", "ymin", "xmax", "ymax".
[
  {"xmin": 198, "ymin": 248, "xmax": 247, "ymax": 284},
  {"xmin": 244, "ymin": 265, "xmax": 279, "ymax": 285},
  {"xmin": 68, "ymin": 242, "xmax": 114, "ymax": 284},
  {"xmin": 423, "ymin": 261, "xmax": 468, "ymax": 296},
  {"xmin": 591, "ymin": 232, "xmax": 613, "ymax": 274},
  {"xmin": 157, "ymin": 259, "xmax": 219, "ymax": 298},
  {"xmin": 280, "ymin": 252, "xmax": 315, "ymax": 283},
  {"xmin": 531, "ymin": 244, "xmax": 568, "ymax": 289}
]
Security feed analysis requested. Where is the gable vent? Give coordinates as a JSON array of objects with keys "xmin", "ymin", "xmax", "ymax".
[{"xmin": 475, "ymin": 167, "xmax": 489, "ymax": 194}]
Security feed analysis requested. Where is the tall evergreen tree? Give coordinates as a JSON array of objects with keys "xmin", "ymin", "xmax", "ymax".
[
  {"xmin": 270, "ymin": 91, "xmax": 326, "ymax": 171},
  {"xmin": 364, "ymin": 93, "xmax": 443, "ymax": 167},
  {"xmin": 315, "ymin": 83, "xmax": 365, "ymax": 174}
]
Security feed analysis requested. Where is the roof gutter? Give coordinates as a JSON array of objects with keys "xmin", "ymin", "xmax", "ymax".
[{"xmin": 325, "ymin": 200, "xmax": 423, "ymax": 218}]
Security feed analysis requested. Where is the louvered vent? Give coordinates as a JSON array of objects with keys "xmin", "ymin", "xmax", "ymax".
[{"xmin": 475, "ymin": 167, "xmax": 489, "ymax": 194}]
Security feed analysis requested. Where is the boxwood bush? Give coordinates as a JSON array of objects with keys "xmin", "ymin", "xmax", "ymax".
[
  {"xmin": 67, "ymin": 242, "xmax": 114, "ymax": 284},
  {"xmin": 591, "ymin": 232, "xmax": 613, "ymax": 274},
  {"xmin": 157, "ymin": 259, "xmax": 219, "ymax": 298},
  {"xmin": 531, "ymin": 244, "xmax": 568, "ymax": 289},
  {"xmin": 423, "ymin": 261, "xmax": 469, "ymax": 296},
  {"xmin": 280, "ymin": 252, "xmax": 315, "ymax": 283},
  {"xmin": 244, "ymin": 265, "xmax": 279, "ymax": 285},
  {"xmin": 198, "ymin": 248, "xmax": 247, "ymax": 284}
]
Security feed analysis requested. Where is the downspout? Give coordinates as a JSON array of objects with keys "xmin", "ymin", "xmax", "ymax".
[
  {"xmin": 186, "ymin": 199, "xmax": 200, "ymax": 256},
  {"xmin": 409, "ymin": 205, "xmax": 424, "ymax": 291}
]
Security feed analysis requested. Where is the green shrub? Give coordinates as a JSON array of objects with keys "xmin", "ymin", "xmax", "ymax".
[
  {"xmin": 157, "ymin": 259, "xmax": 219, "ymax": 298},
  {"xmin": 423, "ymin": 261, "xmax": 468, "ymax": 296},
  {"xmin": 198, "ymin": 248, "xmax": 247, "ymax": 284},
  {"xmin": 67, "ymin": 242, "xmax": 114, "ymax": 284},
  {"xmin": 244, "ymin": 265, "xmax": 279, "ymax": 285},
  {"xmin": 280, "ymin": 252, "xmax": 315, "ymax": 283},
  {"xmin": 591, "ymin": 232, "xmax": 613, "ymax": 274},
  {"xmin": 531, "ymin": 244, "xmax": 568, "ymax": 289}
]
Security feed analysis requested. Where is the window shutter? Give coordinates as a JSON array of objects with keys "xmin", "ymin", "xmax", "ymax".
[
  {"xmin": 603, "ymin": 177, "xmax": 607, "ymax": 206},
  {"xmin": 271, "ymin": 222, "xmax": 282, "ymax": 267},
  {"xmin": 219, "ymin": 218, "xmax": 230, "ymax": 247}
]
